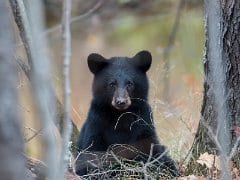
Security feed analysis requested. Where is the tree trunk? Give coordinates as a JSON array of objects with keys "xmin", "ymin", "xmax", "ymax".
[
  {"xmin": 0, "ymin": 1, "xmax": 27, "ymax": 179},
  {"xmin": 222, "ymin": 0, "xmax": 240, "ymax": 166},
  {"xmin": 188, "ymin": 0, "xmax": 240, "ymax": 175},
  {"xmin": 10, "ymin": 0, "xmax": 79, "ymax": 154}
]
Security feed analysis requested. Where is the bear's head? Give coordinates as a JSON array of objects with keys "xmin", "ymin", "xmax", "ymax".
[{"xmin": 87, "ymin": 51, "xmax": 152, "ymax": 111}]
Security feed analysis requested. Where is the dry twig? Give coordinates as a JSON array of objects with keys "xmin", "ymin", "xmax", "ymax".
[{"xmin": 44, "ymin": 0, "xmax": 104, "ymax": 35}]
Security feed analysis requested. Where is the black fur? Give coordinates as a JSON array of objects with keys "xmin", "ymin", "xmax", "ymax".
[{"xmin": 75, "ymin": 51, "xmax": 178, "ymax": 177}]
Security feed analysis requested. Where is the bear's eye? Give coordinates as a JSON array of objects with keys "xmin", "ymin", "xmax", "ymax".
[
  {"xmin": 126, "ymin": 81, "xmax": 134, "ymax": 89},
  {"xmin": 109, "ymin": 82, "xmax": 117, "ymax": 88}
]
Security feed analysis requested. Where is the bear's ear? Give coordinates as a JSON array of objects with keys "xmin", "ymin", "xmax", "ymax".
[
  {"xmin": 87, "ymin": 53, "xmax": 108, "ymax": 74},
  {"xmin": 131, "ymin": 50, "xmax": 152, "ymax": 72}
]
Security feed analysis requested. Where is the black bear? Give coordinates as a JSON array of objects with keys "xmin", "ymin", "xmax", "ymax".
[{"xmin": 75, "ymin": 51, "xmax": 178, "ymax": 178}]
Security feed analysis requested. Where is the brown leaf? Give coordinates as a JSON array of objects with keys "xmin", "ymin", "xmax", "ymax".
[
  {"xmin": 65, "ymin": 170, "xmax": 82, "ymax": 180},
  {"xmin": 196, "ymin": 152, "xmax": 220, "ymax": 170},
  {"xmin": 233, "ymin": 168, "xmax": 240, "ymax": 180},
  {"xmin": 178, "ymin": 175, "xmax": 206, "ymax": 180}
]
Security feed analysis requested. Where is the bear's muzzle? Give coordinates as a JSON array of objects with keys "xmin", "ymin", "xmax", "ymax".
[{"xmin": 111, "ymin": 88, "xmax": 131, "ymax": 110}]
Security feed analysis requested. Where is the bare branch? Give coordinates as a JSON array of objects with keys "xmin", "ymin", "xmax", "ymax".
[
  {"xmin": 15, "ymin": 58, "xmax": 30, "ymax": 77},
  {"xmin": 44, "ymin": 0, "xmax": 104, "ymax": 35},
  {"xmin": 15, "ymin": 57, "xmax": 79, "ymax": 147},
  {"xmin": 24, "ymin": 127, "xmax": 43, "ymax": 143},
  {"xmin": 200, "ymin": 119, "xmax": 224, "ymax": 154},
  {"xmin": 9, "ymin": 0, "xmax": 33, "ymax": 69},
  {"xmin": 59, "ymin": 0, "xmax": 73, "ymax": 178},
  {"xmin": 229, "ymin": 136, "xmax": 240, "ymax": 159},
  {"xmin": 114, "ymin": 112, "xmax": 153, "ymax": 130}
]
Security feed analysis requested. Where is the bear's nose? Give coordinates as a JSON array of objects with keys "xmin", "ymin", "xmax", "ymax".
[{"xmin": 116, "ymin": 98, "xmax": 127, "ymax": 105}]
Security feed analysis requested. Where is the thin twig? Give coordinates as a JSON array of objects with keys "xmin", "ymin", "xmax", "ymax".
[
  {"xmin": 15, "ymin": 56, "xmax": 79, "ymax": 150},
  {"xmin": 44, "ymin": 0, "xmax": 104, "ymax": 35},
  {"xmin": 110, "ymin": 151, "xmax": 128, "ymax": 170},
  {"xmin": 76, "ymin": 143, "xmax": 174, "ymax": 179},
  {"xmin": 10, "ymin": 0, "xmax": 33, "ymax": 69},
  {"xmin": 146, "ymin": 149, "xmax": 168, "ymax": 166},
  {"xmin": 25, "ymin": 128, "xmax": 43, "ymax": 143},
  {"xmin": 146, "ymin": 144, "xmax": 154, "ymax": 164},
  {"xmin": 15, "ymin": 58, "xmax": 30, "ymax": 77},
  {"xmin": 229, "ymin": 136, "xmax": 240, "ymax": 159},
  {"xmin": 114, "ymin": 112, "xmax": 153, "ymax": 130},
  {"xmin": 74, "ymin": 142, "xmax": 93, "ymax": 165},
  {"xmin": 200, "ymin": 119, "xmax": 224, "ymax": 155}
]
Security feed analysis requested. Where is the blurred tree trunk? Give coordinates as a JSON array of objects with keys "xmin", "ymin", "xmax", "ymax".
[
  {"xmin": 0, "ymin": 1, "xmax": 27, "ymax": 180},
  {"xmin": 10, "ymin": 0, "xmax": 79, "ymax": 156},
  {"xmin": 162, "ymin": 0, "xmax": 184, "ymax": 102},
  {"xmin": 189, "ymin": 0, "xmax": 240, "ymax": 174}
]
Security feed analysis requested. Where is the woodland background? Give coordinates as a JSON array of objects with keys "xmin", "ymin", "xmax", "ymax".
[
  {"xmin": 34, "ymin": 0, "xmax": 203, "ymax": 160},
  {"xmin": 3, "ymin": 0, "xmax": 230, "ymax": 179}
]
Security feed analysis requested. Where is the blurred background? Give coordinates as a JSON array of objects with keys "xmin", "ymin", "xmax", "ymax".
[{"xmin": 17, "ymin": 0, "xmax": 204, "ymax": 162}]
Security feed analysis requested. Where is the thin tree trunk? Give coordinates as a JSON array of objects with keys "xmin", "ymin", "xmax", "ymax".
[
  {"xmin": 0, "ymin": 1, "xmax": 27, "ymax": 179},
  {"xmin": 10, "ymin": 0, "xmax": 79, "ymax": 155},
  {"xmin": 188, "ymin": 0, "xmax": 240, "ymax": 176},
  {"xmin": 59, "ymin": 0, "xmax": 73, "ymax": 178},
  {"xmin": 23, "ymin": 0, "xmax": 59, "ymax": 179}
]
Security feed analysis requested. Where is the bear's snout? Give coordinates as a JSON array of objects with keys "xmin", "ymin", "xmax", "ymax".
[{"xmin": 111, "ymin": 89, "xmax": 131, "ymax": 110}]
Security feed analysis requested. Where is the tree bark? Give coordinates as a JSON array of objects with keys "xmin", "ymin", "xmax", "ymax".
[
  {"xmin": 22, "ymin": 1, "xmax": 59, "ymax": 179},
  {"xmin": 0, "ymin": 1, "xmax": 27, "ymax": 179},
  {"xmin": 222, "ymin": 0, "xmax": 240, "ymax": 167},
  {"xmin": 59, "ymin": 0, "xmax": 73, "ymax": 179},
  {"xmin": 188, "ymin": 0, "xmax": 240, "ymax": 175}
]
